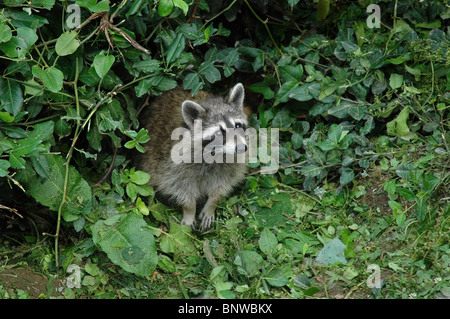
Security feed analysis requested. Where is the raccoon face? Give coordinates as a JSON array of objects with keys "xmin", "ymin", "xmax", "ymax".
[{"xmin": 181, "ymin": 83, "xmax": 248, "ymax": 160}]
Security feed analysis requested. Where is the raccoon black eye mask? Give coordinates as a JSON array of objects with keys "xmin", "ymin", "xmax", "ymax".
[{"xmin": 135, "ymin": 83, "xmax": 249, "ymax": 231}]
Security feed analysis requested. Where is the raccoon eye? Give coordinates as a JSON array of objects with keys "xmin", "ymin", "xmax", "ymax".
[{"xmin": 235, "ymin": 123, "xmax": 241, "ymax": 128}]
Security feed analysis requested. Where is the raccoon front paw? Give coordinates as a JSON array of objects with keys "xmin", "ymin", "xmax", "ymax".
[
  {"xmin": 181, "ymin": 218, "xmax": 197, "ymax": 230},
  {"xmin": 199, "ymin": 211, "xmax": 215, "ymax": 232}
]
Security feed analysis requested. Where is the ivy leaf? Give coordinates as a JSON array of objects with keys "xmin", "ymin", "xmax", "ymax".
[
  {"xmin": 173, "ymin": 0, "xmax": 189, "ymax": 15},
  {"xmin": 91, "ymin": 213, "xmax": 158, "ymax": 277},
  {"xmin": 386, "ymin": 107, "xmax": 413, "ymax": 139},
  {"xmin": 183, "ymin": 72, "xmax": 203, "ymax": 94},
  {"xmin": 248, "ymin": 82, "xmax": 275, "ymax": 100},
  {"xmin": 258, "ymin": 228, "xmax": 278, "ymax": 256},
  {"xmin": 315, "ymin": 237, "xmax": 347, "ymax": 265},
  {"xmin": 301, "ymin": 165, "xmax": 322, "ymax": 177},
  {"xmin": 234, "ymin": 251, "xmax": 264, "ymax": 277},
  {"xmin": 0, "ymin": 77, "xmax": 23, "ymax": 116},
  {"xmin": 0, "ymin": 23, "xmax": 12, "ymax": 43},
  {"xmin": 16, "ymin": 154, "xmax": 92, "ymax": 222},
  {"xmin": 160, "ymin": 220, "xmax": 197, "ymax": 255},
  {"xmin": 32, "ymin": 65, "xmax": 64, "ymax": 93},
  {"xmin": 276, "ymin": 81, "xmax": 298, "ymax": 104},
  {"xmin": 158, "ymin": 0, "xmax": 174, "ymax": 16},
  {"xmin": 75, "ymin": 0, "xmax": 110, "ymax": 13},
  {"xmin": 93, "ymin": 53, "xmax": 115, "ymax": 78},
  {"xmin": 55, "ymin": 30, "xmax": 80, "ymax": 56},
  {"xmin": 199, "ymin": 61, "xmax": 221, "ymax": 84},
  {"xmin": 166, "ymin": 33, "xmax": 185, "ymax": 65},
  {"xmin": 0, "ymin": 159, "xmax": 11, "ymax": 177},
  {"xmin": 389, "ymin": 73, "xmax": 403, "ymax": 89},
  {"xmin": 339, "ymin": 167, "xmax": 355, "ymax": 185}
]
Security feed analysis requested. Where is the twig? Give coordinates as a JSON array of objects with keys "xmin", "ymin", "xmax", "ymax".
[
  {"xmin": 54, "ymin": 57, "xmax": 82, "ymax": 266},
  {"xmin": 136, "ymin": 95, "xmax": 151, "ymax": 118},
  {"xmin": 282, "ymin": 212, "xmax": 296, "ymax": 222},
  {"xmin": 243, "ymin": 0, "xmax": 283, "ymax": 57},
  {"xmin": 186, "ymin": 0, "xmax": 201, "ymax": 23},
  {"xmin": 78, "ymin": 11, "xmax": 151, "ymax": 55},
  {"xmin": 201, "ymin": 0, "xmax": 238, "ymax": 31},
  {"xmin": 91, "ymin": 147, "xmax": 118, "ymax": 188},
  {"xmin": 0, "ymin": 204, "xmax": 23, "ymax": 219}
]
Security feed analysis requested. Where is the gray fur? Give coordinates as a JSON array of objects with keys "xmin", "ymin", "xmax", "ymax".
[{"xmin": 135, "ymin": 83, "xmax": 248, "ymax": 231}]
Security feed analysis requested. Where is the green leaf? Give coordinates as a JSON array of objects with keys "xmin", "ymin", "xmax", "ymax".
[
  {"xmin": 276, "ymin": 81, "xmax": 298, "ymax": 103},
  {"xmin": 183, "ymin": 72, "xmax": 203, "ymax": 94},
  {"xmin": 339, "ymin": 167, "xmax": 355, "ymax": 185},
  {"xmin": 301, "ymin": 165, "xmax": 322, "ymax": 177},
  {"xmin": 348, "ymin": 105, "xmax": 367, "ymax": 121},
  {"xmin": 93, "ymin": 53, "xmax": 115, "ymax": 78},
  {"xmin": 328, "ymin": 101, "xmax": 352, "ymax": 118},
  {"xmin": 199, "ymin": 61, "xmax": 221, "ymax": 84},
  {"xmin": 0, "ymin": 23, "xmax": 12, "ymax": 43},
  {"xmin": 279, "ymin": 64, "xmax": 303, "ymax": 82},
  {"xmin": 17, "ymin": 27, "xmax": 38, "ymax": 48},
  {"xmin": 405, "ymin": 65, "xmax": 421, "ymax": 76},
  {"xmin": 389, "ymin": 73, "xmax": 403, "ymax": 90},
  {"xmin": 234, "ymin": 251, "xmax": 264, "ymax": 277},
  {"xmin": 9, "ymin": 153, "xmax": 26, "ymax": 169},
  {"xmin": 0, "ymin": 159, "xmax": 11, "ymax": 177},
  {"xmin": 0, "ymin": 111, "xmax": 14, "ymax": 123},
  {"xmin": 55, "ymin": 31, "xmax": 80, "ymax": 56},
  {"xmin": 315, "ymin": 237, "xmax": 347, "ymax": 265},
  {"xmin": 259, "ymin": 228, "xmax": 277, "ymax": 256},
  {"xmin": 248, "ymin": 82, "xmax": 275, "ymax": 100},
  {"xmin": 317, "ymin": 0, "xmax": 330, "ymax": 20},
  {"xmin": 28, "ymin": 120, "xmax": 54, "ymax": 142},
  {"xmin": 12, "ymin": 138, "xmax": 40, "ymax": 156},
  {"xmin": 158, "ymin": 0, "xmax": 174, "ymax": 16},
  {"xmin": 166, "ymin": 33, "xmax": 185, "ymax": 65},
  {"xmin": 386, "ymin": 107, "xmax": 411, "ymax": 138},
  {"xmin": 32, "ymin": 65, "xmax": 64, "ymax": 93},
  {"xmin": 0, "ymin": 78, "xmax": 23, "ymax": 116},
  {"xmin": 271, "ymin": 109, "xmax": 292, "ymax": 129},
  {"xmin": 31, "ymin": 0, "xmax": 55, "ymax": 9},
  {"xmin": 91, "ymin": 213, "xmax": 158, "ymax": 277},
  {"xmin": 126, "ymin": 183, "xmax": 138, "ymax": 202},
  {"xmin": 133, "ymin": 58, "xmax": 160, "ymax": 73},
  {"xmin": 75, "ymin": 0, "xmax": 110, "ymax": 13},
  {"xmin": 289, "ymin": 83, "xmax": 315, "ymax": 102},
  {"xmin": 136, "ymin": 197, "xmax": 149, "ymax": 215},
  {"xmin": 129, "ymin": 170, "xmax": 150, "ymax": 185},
  {"xmin": 160, "ymin": 220, "xmax": 197, "ymax": 255},
  {"xmin": 317, "ymin": 139, "xmax": 336, "ymax": 151},
  {"xmin": 265, "ymin": 267, "xmax": 290, "ymax": 287},
  {"xmin": 173, "ymin": 0, "xmax": 189, "ymax": 15},
  {"xmin": 16, "ymin": 154, "xmax": 92, "ymax": 222}
]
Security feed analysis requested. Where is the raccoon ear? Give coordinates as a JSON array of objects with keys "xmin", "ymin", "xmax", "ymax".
[
  {"xmin": 227, "ymin": 83, "xmax": 245, "ymax": 109},
  {"xmin": 182, "ymin": 100, "xmax": 206, "ymax": 128}
]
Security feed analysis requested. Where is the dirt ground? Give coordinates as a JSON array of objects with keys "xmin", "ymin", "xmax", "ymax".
[{"xmin": 0, "ymin": 267, "xmax": 65, "ymax": 298}]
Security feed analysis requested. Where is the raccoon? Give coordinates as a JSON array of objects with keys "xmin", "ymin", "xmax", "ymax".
[{"xmin": 135, "ymin": 83, "xmax": 248, "ymax": 231}]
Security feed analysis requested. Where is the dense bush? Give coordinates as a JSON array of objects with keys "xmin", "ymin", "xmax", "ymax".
[{"xmin": 0, "ymin": 0, "xmax": 448, "ymax": 298}]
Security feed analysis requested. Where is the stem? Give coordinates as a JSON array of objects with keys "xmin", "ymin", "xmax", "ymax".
[
  {"xmin": 200, "ymin": 0, "xmax": 238, "ymax": 31},
  {"xmin": 243, "ymin": 0, "xmax": 283, "ymax": 57},
  {"xmin": 54, "ymin": 57, "xmax": 81, "ymax": 266}
]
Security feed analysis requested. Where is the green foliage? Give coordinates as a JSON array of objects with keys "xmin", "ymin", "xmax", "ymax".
[{"xmin": 0, "ymin": 0, "xmax": 448, "ymax": 299}]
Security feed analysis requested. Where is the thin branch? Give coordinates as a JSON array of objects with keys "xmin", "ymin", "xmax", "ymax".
[
  {"xmin": 91, "ymin": 147, "xmax": 118, "ymax": 188},
  {"xmin": 0, "ymin": 204, "xmax": 23, "ymax": 219},
  {"xmin": 243, "ymin": 0, "xmax": 283, "ymax": 57}
]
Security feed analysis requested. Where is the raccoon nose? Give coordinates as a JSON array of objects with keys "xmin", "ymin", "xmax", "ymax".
[{"xmin": 235, "ymin": 144, "xmax": 247, "ymax": 154}]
